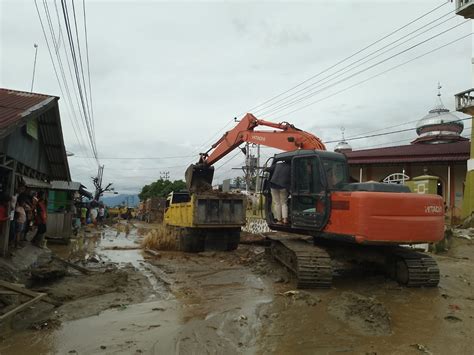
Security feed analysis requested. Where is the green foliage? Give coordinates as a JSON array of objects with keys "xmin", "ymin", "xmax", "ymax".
[
  {"xmin": 138, "ymin": 179, "xmax": 186, "ymax": 201},
  {"xmin": 233, "ymin": 176, "xmax": 244, "ymax": 189}
]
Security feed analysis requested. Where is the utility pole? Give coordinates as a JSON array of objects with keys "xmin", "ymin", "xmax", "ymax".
[
  {"xmin": 255, "ymin": 144, "xmax": 261, "ymax": 193},
  {"xmin": 160, "ymin": 171, "xmax": 170, "ymax": 181},
  {"xmin": 30, "ymin": 44, "xmax": 38, "ymax": 92}
]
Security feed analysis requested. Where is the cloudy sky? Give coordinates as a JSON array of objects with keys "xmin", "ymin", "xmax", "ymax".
[{"xmin": 1, "ymin": 0, "xmax": 472, "ymax": 193}]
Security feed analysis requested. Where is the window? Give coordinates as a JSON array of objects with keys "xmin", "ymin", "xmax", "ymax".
[{"xmin": 321, "ymin": 158, "xmax": 347, "ymax": 189}]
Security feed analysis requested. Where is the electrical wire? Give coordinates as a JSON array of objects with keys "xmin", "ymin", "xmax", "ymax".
[
  {"xmin": 261, "ymin": 20, "xmax": 469, "ymax": 118},
  {"xmin": 41, "ymin": 0, "xmax": 90, "ymax": 159},
  {"xmin": 272, "ymin": 32, "xmax": 472, "ymax": 121},
  {"xmin": 34, "ymin": 0, "xmax": 92, "ymax": 163},
  {"xmin": 257, "ymin": 13, "xmax": 460, "ymax": 116},
  {"xmin": 61, "ymin": 0, "xmax": 99, "ymax": 163},
  {"xmin": 53, "ymin": 0, "xmax": 93, "ymax": 160},
  {"xmin": 237, "ymin": 1, "xmax": 450, "ymax": 117},
  {"xmin": 82, "ymin": 0, "xmax": 95, "ymax": 146},
  {"xmin": 185, "ymin": 1, "xmax": 452, "ymax": 164},
  {"xmin": 71, "ymin": 154, "xmax": 195, "ymax": 160},
  {"xmin": 71, "ymin": 0, "xmax": 93, "ymax": 138}
]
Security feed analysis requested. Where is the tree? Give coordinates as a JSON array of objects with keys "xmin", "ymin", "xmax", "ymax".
[
  {"xmin": 233, "ymin": 176, "xmax": 244, "ymax": 189},
  {"xmin": 138, "ymin": 179, "xmax": 187, "ymax": 201}
]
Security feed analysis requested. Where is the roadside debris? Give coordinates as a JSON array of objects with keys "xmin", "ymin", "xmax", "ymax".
[
  {"xmin": 451, "ymin": 228, "xmax": 473, "ymax": 240},
  {"xmin": 51, "ymin": 255, "xmax": 92, "ymax": 275},
  {"xmin": 410, "ymin": 343, "xmax": 433, "ymax": 354}
]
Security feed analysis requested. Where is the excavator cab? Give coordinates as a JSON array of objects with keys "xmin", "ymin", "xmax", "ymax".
[{"xmin": 263, "ymin": 151, "xmax": 349, "ymax": 231}]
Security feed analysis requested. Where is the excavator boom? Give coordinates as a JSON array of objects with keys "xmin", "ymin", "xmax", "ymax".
[{"xmin": 186, "ymin": 113, "xmax": 325, "ymax": 191}]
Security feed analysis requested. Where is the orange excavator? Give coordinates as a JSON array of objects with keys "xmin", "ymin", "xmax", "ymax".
[{"xmin": 186, "ymin": 113, "xmax": 444, "ymax": 288}]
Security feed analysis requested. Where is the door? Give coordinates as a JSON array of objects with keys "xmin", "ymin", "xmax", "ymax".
[{"xmin": 290, "ymin": 155, "xmax": 330, "ymax": 230}]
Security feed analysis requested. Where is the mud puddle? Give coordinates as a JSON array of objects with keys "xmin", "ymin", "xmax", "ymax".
[
  {"xmin": 0, "ymin": 222, "xmax": 274, "ymax": 355},
  {"xmin": 257, "ymin": 239, "xmax": 474, "ymax": 355}
]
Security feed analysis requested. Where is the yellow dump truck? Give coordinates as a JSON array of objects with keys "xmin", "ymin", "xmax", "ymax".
[{"xmin": 164, "ymin": 191, "xmax": 246, "ymax": 252}]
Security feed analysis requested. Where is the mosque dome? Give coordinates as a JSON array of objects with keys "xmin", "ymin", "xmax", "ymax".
[
  {"xmin": 412, "ymin": 85, "xmax": 466, "ymax": 144},
  {"xmin": 334, "ymin": 140, "xmax": 352, "ymax": 152},
  {"xmin": 334, "ymin": 127, "xmax": 352, "ymax": 152}
]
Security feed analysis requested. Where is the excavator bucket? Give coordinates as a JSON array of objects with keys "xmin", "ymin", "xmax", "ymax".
[{"xmin": 185, "ymin": 164, "xmax": 214, "ymax": 193}]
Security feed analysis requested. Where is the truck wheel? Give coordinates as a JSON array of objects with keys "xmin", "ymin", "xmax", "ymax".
[
  {"xmin": 179, "ymin": 229, "xmax": 205, "ymax": 253},
  {"xmin": 225, "ymin": 229, "xmax": 240, "ymax": 251}
]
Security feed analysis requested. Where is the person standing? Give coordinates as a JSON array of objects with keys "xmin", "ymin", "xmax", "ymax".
[
  {"xmin": 98, "ymin": 204, "xmax": 105, "ymax": 225},
  {"xmin": 80, "ymin": 205, "xmax": 87, "ymax": 225},
  {"xmin": 14, "ymin": 199, "xmax": 26, "ymax": 248},
  {"xmin": 0, "ymin": 194, "xmax": 10, "ymax": 232},
  {"xmin": 269, "ymin": 161, "xmax": 291, "ymax": 225},
  {"xmin": 32, "ymin": 191, "xmax": 47, "ymax": 248}
]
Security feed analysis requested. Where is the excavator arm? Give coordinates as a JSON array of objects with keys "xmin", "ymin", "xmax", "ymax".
[{"xmin": 186, "ymin": 113, "xmax": 326, "ymax": 192}]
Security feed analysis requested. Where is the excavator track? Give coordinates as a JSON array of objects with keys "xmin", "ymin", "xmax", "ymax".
[
  {"xmin": 269, "ymin": 236, "xmax": 332, "ymax": 289},
  {"xmin": 389, "ymin": 248, "xmax": 440, "ymax": 287}
]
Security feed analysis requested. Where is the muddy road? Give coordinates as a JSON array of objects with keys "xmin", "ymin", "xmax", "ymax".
[{"xmin": 1, "ymin": 222, "xmax": 473, "ymax": 354}]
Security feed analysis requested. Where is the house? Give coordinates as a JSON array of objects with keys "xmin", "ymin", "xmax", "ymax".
[
  {"xmin": 337, "ymin": 93, "xmax": 470, "ymax": 224},
  {"xmin": 0, "ymin": 88, "xmax": 71, "ymax": 255}
]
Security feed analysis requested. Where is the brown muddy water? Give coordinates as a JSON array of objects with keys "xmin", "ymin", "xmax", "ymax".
[{"xmin": 1, "ymin": 222, "xmax": 473, "ymax": 354}]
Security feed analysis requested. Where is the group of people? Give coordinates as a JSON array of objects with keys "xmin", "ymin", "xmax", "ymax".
[
  {"xmin": 78, "ymin": 203, "xmax": 106, "ymax": 226},
  {"xmin": 0, "ymin": 186, "xmax": 48, "ymax": 250}
]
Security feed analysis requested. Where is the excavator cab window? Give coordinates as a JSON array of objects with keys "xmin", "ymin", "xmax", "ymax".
[
  {"xmin": 290, "ymin": 155, "xmax": 330, "ymax": 230},
  {"xmin": 321, "ymin": 158, "xmax": 348, "ymax": 190}
]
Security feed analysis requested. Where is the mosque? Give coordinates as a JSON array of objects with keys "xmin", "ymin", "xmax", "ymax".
[{"xmin": 337, "ymin": 88, "xmax": 470, "ymax": 224}]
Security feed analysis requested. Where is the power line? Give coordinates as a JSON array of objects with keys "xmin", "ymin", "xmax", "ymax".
[
  {"xmin": 71, "ymin": 0, "xmax": 93, "ymax": 136},
  {"xmin": 61, "ymin": 0, "xmax": 98, "ymax": 163},
  {"xmin": 262, "ymin": 20, "xmax": 469, "ymax": 118},
  {"xmin": 82, "ymin": 0, "xmax": 95, "ymax": 147},
  {"xmin": 34, "ymin": 0, "xmax": 90, "ymax": 162},
  {"xmin": 71, "ymin": 154, "xmax": 195, "ymax": 160},
  {"xmin": 272, "ymin": 32, "xmax": 472, "ymax": 121},
  {"xmin": 324, "ymin": 117, "xmax": 472, "ymax": 144},
  {"xmin": 187, "ymin": 1, "xmax": 452, "ymax": 164},
  {"xmin": 52, "ymin": 0, "xmax": 91, "ymax": 159},
  {"xmin": 41, "ymin": 0, "xmax": 90, "ymax": 159},
  {"xmin": 237, "ymin": 1, "xmax": 450, "ymax": 117},
  {"xmin": 257, "ymin": 12, "xmax": 459, "ymax": 116}
]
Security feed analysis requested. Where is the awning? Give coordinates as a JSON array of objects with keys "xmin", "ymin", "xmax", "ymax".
[
  {"xmin": 50, "ymin": 180, "xmax": 82, "ymax": 191},
  {"xmin": 21, "ymin": 176, "xmax": 51, "ymax": 189}
]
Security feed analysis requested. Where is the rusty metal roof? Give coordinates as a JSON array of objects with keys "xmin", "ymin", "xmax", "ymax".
[
  {"xmin": 0, "ymin": 88, "xmax": 57, "ymax": 137},
  {"xmin": 0, "ymin": 88, "xmax": 70, "ymax": 181},
  {"xmin": 344, "ymin": 141, "xmax": 470, "ymax": 165}
]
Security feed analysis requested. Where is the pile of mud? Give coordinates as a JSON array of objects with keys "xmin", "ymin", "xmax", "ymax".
[{"xmin": 328, "ymin": 291, "xmax": 391, "ymax": 336}]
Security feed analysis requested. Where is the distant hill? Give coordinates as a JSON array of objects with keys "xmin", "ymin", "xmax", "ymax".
[{"xmin": 101, "ymin": 194, "xmax": 139, "ymax": 207}]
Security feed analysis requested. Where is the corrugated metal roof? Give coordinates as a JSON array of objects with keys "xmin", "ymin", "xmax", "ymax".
[
  {"xmin": 345, "ymin": 141, "xmax": 470, "ymax": 164},
  {"xmin": 50, "ymin": 180, "xmax": 83, "ymax": 191},
  {"xmin": 22, "ymin": 176, "xmax": 52, "ymax": 189},
  {"xmin": 0, "ymin": 88, "xmax": 70, "ymax": 181},
  {"xmin": 0, "ymin": 88, "xmax": 56, "ymax": 137}
]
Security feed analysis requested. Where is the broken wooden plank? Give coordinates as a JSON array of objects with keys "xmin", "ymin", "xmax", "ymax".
[
  {"xmin": 0, "ymin": 280, "xmax": 62, "ymax": 307},
  {"xmin": 145, "ymin": 248, "xmax": 160, "ymax": 257},
  {"xmin": 0, "ymin": 293, "xmax": 46, "ymax": 322},
  {"xmin": 51, "ymin": 255, "xmax": 91, "ymax": 275},
  {"xmin": 0, "ymin": 290, "xmax": 18, "ymax": 295}
]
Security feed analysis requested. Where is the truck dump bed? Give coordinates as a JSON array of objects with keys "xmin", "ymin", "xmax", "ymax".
[{"xmin": 164, "ymin": 191, "xmax": 246, "ymax": 228}]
